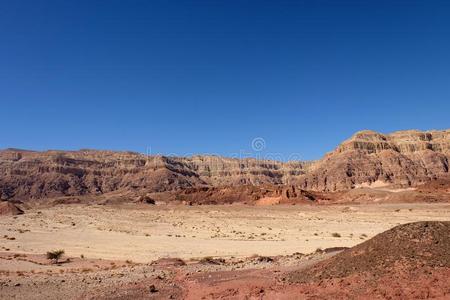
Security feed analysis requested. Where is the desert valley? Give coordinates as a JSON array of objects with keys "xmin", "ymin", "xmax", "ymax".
[{"xmin": 1, "ymin": 129, "xmax": 450, "ymax": 299}]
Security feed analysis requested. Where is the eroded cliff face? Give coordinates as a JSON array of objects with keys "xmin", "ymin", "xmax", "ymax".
[
  {"xmin": 0, "ymin": 150, "xmax": 310, "ymax": 201},
  {"xmin": 296, "ymin": 129, "xmax": 450, "ymax": 191},
  {"xmin": 335, "ymin": 130, "xmax": 450, "ymax": 154},
  {"xmin": 0, "ymin": 129, "xmax": 449, "ymax": 201}
]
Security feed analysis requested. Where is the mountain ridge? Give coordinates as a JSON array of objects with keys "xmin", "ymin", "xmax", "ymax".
[{"xmin": 1, "ymin": 128, "xmax": 449, "ymax": 202}]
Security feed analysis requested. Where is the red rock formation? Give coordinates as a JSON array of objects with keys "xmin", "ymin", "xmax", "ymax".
[
  {"xmin": 0, "ymin": 129, "xmax": 448, "ymax": 202},
  {"xmin": 295, "ymin": 129, "xmax": 450, "ymax": 191},
  {"xmin": 0, "ymin": 149, "xmax": 310, "ymax": 202}
]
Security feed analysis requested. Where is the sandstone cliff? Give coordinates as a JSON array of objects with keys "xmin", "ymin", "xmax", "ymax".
[
  {"xmin": 296, "ymin": 129, "xmax": 449, "ymax": 191},
  {"xmin": 0, "ymin": 129, "xmax": 448, "ymax": 202},
  {"xmin": 0, "ymin": 149, "xmax": 310, "ymax": 201}
]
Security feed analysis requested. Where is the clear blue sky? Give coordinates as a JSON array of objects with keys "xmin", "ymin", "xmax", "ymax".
[{"xmin": 1, "ymin": 0, "xmax": 449, "ymax": 160}]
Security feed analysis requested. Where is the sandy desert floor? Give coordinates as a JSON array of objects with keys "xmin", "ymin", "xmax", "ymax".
[
  {"xmin": 2, "ymin": 203, "xmax": 450, "ymax": 299},
  {"xmin": 1, "ymin": 203, "xmax": 450, "ymax": 263}
]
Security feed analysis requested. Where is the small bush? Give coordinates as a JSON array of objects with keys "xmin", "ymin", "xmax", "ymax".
[
  {"xmin": 46, "ymin": 249, "xmax": 65, "ymax": 264},
  {"xmin": 331, "ymin": 232, "xmax": 341, "ymax": 238}
]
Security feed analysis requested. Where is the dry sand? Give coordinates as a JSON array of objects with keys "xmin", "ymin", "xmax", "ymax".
[{"xmin": 1, "ymin": 203, "xmax": 450, "ymax": 263}]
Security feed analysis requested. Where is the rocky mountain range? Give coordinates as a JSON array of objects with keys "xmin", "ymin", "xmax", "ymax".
[{"xmin": 0, "ymin": 129, "xmax": 449, "ymax": 203}]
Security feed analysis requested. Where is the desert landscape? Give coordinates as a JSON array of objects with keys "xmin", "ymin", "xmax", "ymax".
[
  {"xmin": 1, "ymin": 129, "xmax": 450, "ymax": 299},
  {"xmin": 4, "ymin": 0, "xmax": 450, "ymax": 298}
]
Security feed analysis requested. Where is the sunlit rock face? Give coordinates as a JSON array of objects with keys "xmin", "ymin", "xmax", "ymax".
[
  {"xmin": 295, "ymin": 129, "xmax": 450, "ymax": 191},
  {"xmin": 0, "ymin": 129, "xmax": 449, "ymax": 201}
]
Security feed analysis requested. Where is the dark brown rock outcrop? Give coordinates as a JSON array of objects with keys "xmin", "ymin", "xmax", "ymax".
[{"xmin": 153, "ymin": 184, "xmax": 316, "ymax": 205}]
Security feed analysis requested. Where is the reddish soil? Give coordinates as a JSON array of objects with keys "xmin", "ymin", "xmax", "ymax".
[
  {"xmin": 179, "ymin": 221, "xmax": 450, "ymax": 299},
  {"xmin": 0, "ymin": 201, "xmax": 23, "ymax": 216},
  {"xmin": 2, "ymin": 222, "xmax": 450, "ymax": 299}
]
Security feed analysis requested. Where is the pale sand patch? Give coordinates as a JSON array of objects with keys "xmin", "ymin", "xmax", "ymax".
[
  {"xmin": 1, "ymin": 203, "xmax": 450, "ymax": 263},
  {"xmin": 354, "ymin": 180, "xmax": 416, "ymax": 193},
  {"xmin": 355, "ymin": 180, "xmax": 391, "ymax": 189}
]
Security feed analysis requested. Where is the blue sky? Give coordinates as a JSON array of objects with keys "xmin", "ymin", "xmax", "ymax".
[{"xmin": 1, "ymin": 0, "xmax": 449, "ymax": 160}]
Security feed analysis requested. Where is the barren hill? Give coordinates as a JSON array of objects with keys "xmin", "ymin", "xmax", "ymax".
[
  {"xmin": 0, "ymin": 129, "xmax": 449, "ymax": 202},
  {"xmin": 283, "ymin": 221, "xmax": 450, "ymax": 299},
  {"xmin": 289, "ymin": 221, "xmax": 450, "ymax": 282}
]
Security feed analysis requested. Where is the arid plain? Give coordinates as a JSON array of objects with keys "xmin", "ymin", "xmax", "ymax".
[
  {"xmin": 2, "ymin": 203, "xmax": 450, "ymax": 263},
  {"xmin": 2, "ymin": 202, "xmax": 450, "ymax": 299}
]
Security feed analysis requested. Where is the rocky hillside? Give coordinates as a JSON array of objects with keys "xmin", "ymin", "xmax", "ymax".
[
  {"xmin": 0, "ymin": 149, "xmax": 310, "ymax": 201},
  {"xmin": 283, "ymin": 221, "xmax": 450, "ymax": 299},
  {"xmin": 0, "ymin": 129, "xmax": 449, "ymax": 202},
  {"xmin": 295, "ymin": 129, "xmax": 450, "ymax": 191},
  {"xmin": 289, "ymin": 221, "xmax": 450, "ymax": 283}
]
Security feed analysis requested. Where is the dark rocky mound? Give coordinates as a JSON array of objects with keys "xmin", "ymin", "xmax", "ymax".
[
  {"xmin": 290, "ymin": 221, "xmax": 450, "ymax": 283},
  {"xmin": 0, "ymin": 201, "xmax": 24, "ymax": 216},
  {"xmin": 157, "ymin": 185, "xmax": 316, "ymax": 205}
]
